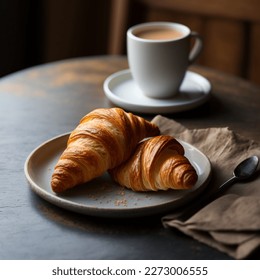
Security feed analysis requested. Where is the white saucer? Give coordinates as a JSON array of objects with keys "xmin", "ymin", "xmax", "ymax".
[{"xmin": 103, "ymin": 69, "xmax": 211, "ymax": 114}]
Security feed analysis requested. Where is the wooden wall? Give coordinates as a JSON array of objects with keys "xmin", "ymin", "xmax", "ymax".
[
  {"xmin": 0, "ymin": 0, "xmax": 111, "ymax": 77},
  {"xmin": 144, "ymin": 5, "xmax": 260, "ymax": 85},
  {"xmin": 42, "ymin": 0, "xmax": 110, "ymax": 62}
]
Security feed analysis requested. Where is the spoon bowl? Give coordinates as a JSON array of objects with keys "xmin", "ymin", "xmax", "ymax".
[
  {"xmin": 234, "ymin": 155, "xmax": 259, "ymax": 180},
  {"xmin": 218, "ymin": 155, "xmax": 259, "ymax": 193}
]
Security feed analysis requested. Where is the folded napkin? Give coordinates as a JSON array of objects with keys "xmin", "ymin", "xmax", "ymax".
[{"xmin": 152, "ymin": 115, "xmax": 260, "ymax": 259}]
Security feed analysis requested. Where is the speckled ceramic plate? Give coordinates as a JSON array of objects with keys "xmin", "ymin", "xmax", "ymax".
[{"xmin": 24, "ymin": 133, "xmax": 211, "ymax": 218}]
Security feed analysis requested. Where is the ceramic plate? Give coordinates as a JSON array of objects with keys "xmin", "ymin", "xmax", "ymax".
[
  {"xmin": 24, "ymin": 133, "xmax": 211, "ymax": 218},
  {"xmin": 103, "ymin": 69, "xmax": 211, "ymax": 114}
]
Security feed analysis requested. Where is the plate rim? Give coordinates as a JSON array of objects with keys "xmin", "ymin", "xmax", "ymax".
[{"xmin": 24, "ymin": 133, "xmax": 212, "ymax": 218}]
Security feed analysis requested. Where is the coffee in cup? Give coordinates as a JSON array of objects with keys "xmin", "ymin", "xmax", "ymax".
[{"xmin": 135, "ymin": 28, "xmax": 183, "ymax": 40}]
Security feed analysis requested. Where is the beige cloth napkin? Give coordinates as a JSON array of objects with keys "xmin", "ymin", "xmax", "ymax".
[{"xmin": 152, "ymin": 115, "xmax": 260, "ymax": 259}]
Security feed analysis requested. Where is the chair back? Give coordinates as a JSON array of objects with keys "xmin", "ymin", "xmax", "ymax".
[{"xmin": 108, "ymin": 0, "xmax": 260, "ymax": 85}]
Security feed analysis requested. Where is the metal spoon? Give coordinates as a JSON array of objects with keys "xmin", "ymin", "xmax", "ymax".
[
  {"xmin": 216, "ymin": 155, "xmax": 259, "ymax": 195},
  {"xmin": 173, "ymin": 155, "xmax": 259, "ymax": 222}
]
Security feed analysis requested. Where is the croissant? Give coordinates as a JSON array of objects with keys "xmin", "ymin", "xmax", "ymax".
[
  {"xmin": 109, "ymin": 135, "xmax": 198, "ymax": 191},
  {"xmin": 51, "ymin": 107, "xmax": 160, "ymax": 193}
]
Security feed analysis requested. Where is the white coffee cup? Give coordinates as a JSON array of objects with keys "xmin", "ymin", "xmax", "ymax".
[{"xmin": 127, "ymin": 22, "xmax": 203, "ymax": 99}]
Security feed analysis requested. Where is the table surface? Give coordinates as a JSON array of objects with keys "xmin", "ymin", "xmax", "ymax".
[{"xmin": 1, "ymin": 55, "xmax": 260, "ymax": 260}]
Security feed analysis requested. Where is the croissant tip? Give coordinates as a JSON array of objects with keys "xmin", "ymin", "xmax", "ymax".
[
  {"xmin": 51, "ymin": 179, "xmax": 66, "ymax": 193},
  {"xmin": 183, "ymin": 173, "xmax": 198, "ymax": 189}
]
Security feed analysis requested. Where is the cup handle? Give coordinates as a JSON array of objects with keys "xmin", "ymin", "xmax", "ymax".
[{"xmin": 188, "ymin": 31, "xmax": 203, "ymax": 65}]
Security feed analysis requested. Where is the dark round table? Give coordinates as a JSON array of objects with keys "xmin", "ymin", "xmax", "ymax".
[{"xmin": 0, "ymin": 56, "xmax": 259, "ymax": 259}]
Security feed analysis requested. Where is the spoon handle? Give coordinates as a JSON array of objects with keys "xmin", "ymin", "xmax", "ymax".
[
  {"xmin": 166, "ymin": 176, "xmax": 238, "ymax": 222},
  {"xmin": 210, "ymin": 176, "xmax": 237, "ymax": 199}
]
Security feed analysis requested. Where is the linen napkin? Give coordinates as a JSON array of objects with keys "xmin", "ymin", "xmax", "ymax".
[{"xmin": 152, "ymin": 115, "xmax": 260, "ymax": 259}]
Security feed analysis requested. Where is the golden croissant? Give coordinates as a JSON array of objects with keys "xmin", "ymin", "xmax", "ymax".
[
  {"xmin": 51, "ymin": 108, "xmax": 160, "ymax": 193},
  {"xmin": 109, "ymin": 135, "xmax": 198, "ymax": 191}
]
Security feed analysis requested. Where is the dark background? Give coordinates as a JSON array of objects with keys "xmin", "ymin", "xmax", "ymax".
[
  {"xmin": 0, "ymin": 0, "xmax": 111, "ymax": 77},
  {"xmin": 1, "ymin": 0, "xmax": 259, "ymax": 85}
]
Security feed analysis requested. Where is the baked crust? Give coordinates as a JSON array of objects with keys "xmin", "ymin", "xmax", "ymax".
[
  {"xmin": 51, "ymin": 108, "xmax": 160, "ymax": 193},
  {"xmin": 110, "ymin": 135, "xmax": 198, "ymax": 191}
]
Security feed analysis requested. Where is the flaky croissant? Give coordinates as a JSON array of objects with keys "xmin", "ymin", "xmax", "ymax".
[
  {"xmin": 109, "ymin": 135, "xmax": 198, "ymax": 191},
  {"xmin": 51, "ymin": 108, "xmax": 160, "ymax": 193}
]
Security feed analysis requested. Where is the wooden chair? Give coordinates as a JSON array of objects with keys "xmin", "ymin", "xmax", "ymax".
[{"xmin": 108, "ymin": 0, "xmax": 260, "ymax": 85}]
